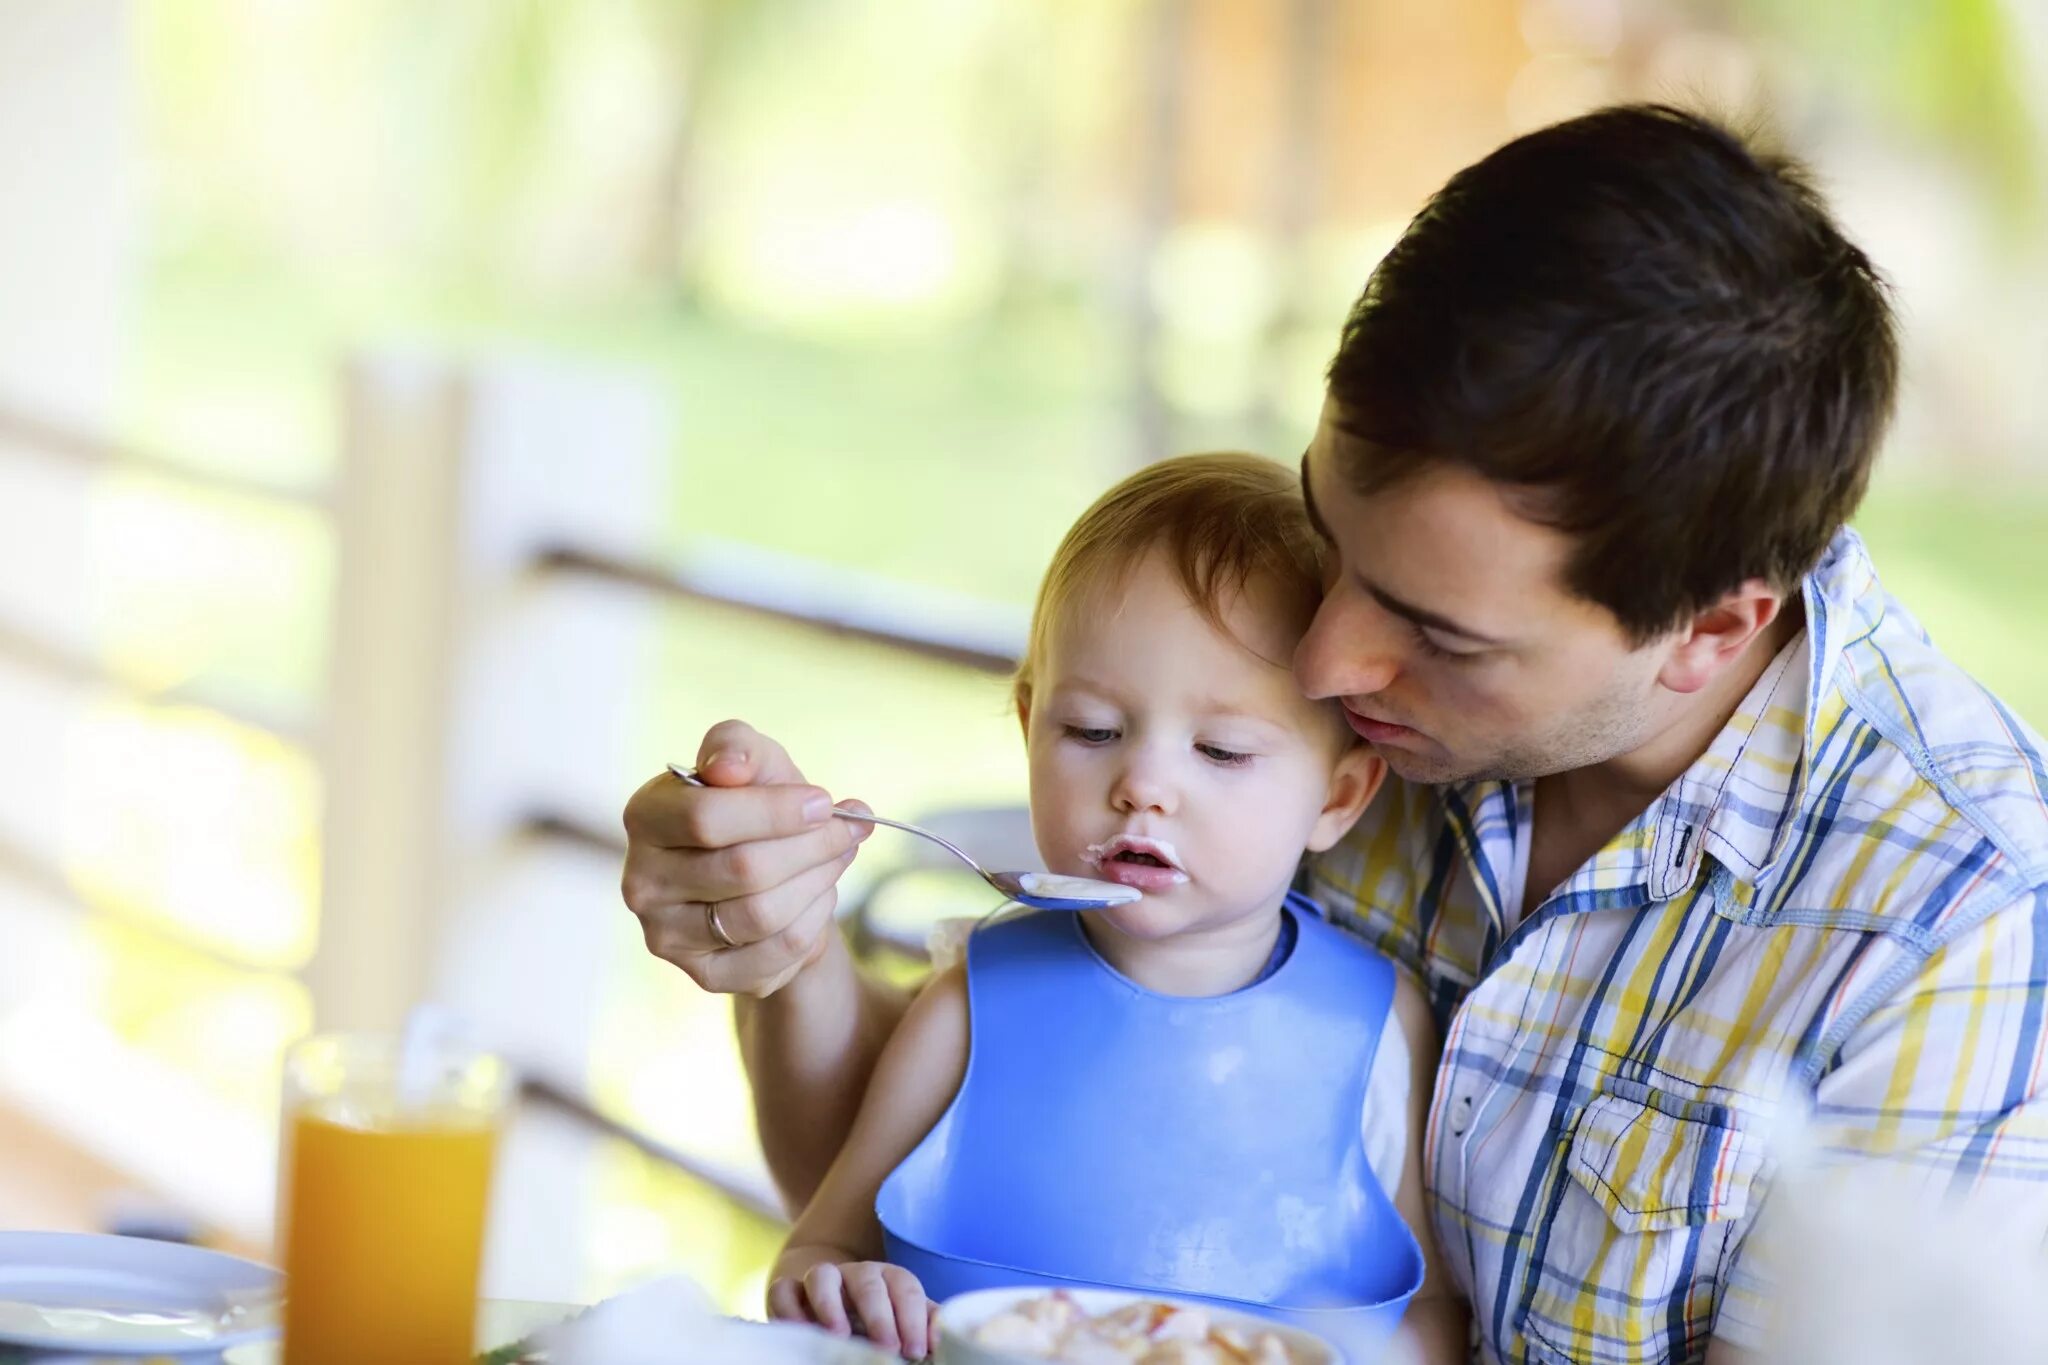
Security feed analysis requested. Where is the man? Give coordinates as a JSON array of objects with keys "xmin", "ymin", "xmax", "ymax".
[{"xmin": 620, "ymin": 106, "xmax": 2048, "ymax": 1363}]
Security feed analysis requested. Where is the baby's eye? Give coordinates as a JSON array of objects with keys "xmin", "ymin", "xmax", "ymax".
[
  {"xmin": 1063, "ymin": 725, "xmax": 1117, "ymax": 744},
  {"xmin": 1196, "ymin": 743, "xmax": 1254, "ymax": 766}
]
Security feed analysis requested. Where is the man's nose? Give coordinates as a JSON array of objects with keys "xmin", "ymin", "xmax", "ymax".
[{"xmin": 1295, "ymin": 591, "xmax": 1400, "ymax": 700}]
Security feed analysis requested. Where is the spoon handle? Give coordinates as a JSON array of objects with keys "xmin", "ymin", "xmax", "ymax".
[
  {"xmin": 665, "ymin": 764, "xmax": 988, "ymax": 877},
  {"xmin": 828, "ymin": 806, "xmax": 925, "ymax": 836}
]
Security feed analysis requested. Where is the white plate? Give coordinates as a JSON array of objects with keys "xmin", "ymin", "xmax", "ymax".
[
  {"xmin": 0, "ymin": 1231, "xmax": 279, "ymax": 1355},
  {"xmin": 220, "ymin": 1300, "xmax": 580, "ymax": 1363},
  {"xmin": 506, "ymin": 1281, "xmax": 894, "ymax": 1365},
  {"xmin": 936, "ymin": 1287, "xmax": 1341, "ymax": 1365}
]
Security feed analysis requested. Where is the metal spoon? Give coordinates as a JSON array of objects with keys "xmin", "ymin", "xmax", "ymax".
[{"xmin": 666, "ymin": 764, "xmax": 1139, "ymax": 910}]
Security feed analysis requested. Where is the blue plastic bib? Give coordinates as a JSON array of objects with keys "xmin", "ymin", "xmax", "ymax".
[{"xmin": 876, "ymin": 895, "xmax": 1424, "ymax": 1358}]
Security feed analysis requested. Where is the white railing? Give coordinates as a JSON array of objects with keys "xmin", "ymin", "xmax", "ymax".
[{"xmin": 0, "ymin": 354, "xmax": 1027, "ymax": 1290}]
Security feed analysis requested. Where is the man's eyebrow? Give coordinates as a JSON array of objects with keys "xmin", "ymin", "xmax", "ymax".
[{"xmin": 1368, "ymin": 583, "xmax": 1506, "ymax": 647}]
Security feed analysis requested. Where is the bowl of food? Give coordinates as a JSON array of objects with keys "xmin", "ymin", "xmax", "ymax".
[{"xmin": 934, "ymin": 1287, "xmax": 1340, "ymax": 1365}]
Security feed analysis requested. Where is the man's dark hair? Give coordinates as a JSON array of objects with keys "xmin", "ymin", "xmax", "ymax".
[{"xmin": 1326, "ymin": 104, "xmax": 1898, "ymax": 643}]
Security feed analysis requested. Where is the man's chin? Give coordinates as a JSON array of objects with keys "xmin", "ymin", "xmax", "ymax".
[
  {"xmin": 1384, "ymin": 743, "xmax": 1587, "ymax": 787},
  {"xmin": 1376, "ymin": 745, "xmax": 1501, "ymax": 787}
]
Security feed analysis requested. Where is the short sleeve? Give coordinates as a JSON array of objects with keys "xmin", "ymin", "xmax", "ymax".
[{"xmin": 926, "ymin": 916, "xmax": 979, "ymax": 972}]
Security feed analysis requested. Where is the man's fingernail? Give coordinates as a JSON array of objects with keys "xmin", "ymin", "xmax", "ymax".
[
  {"xmin": 802, "ymin": 792, "xmax": 831, "ymax": 823},
  {"xmin": 704, "ymin": 749, "xmax": 742, "ymax": 771}
]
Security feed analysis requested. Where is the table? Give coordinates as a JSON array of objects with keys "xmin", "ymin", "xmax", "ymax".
[{"xmin": 2, "ymin": 1299, "xmax": 583, "ymax": 1364}]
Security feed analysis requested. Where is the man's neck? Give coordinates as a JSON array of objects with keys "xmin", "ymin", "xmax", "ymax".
[{"xmin": 1522, "ymin": 603, "xmax": 1806, "ymax": 920}]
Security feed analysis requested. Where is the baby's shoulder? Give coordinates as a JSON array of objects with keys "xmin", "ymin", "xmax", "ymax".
[
  {"xmin": 869, "ymin": 960, "xmax": 972, "ymax": 1111},
  {"xmin": 904, "ymin": 958, "xmax": 969, "ymax": 1029}
]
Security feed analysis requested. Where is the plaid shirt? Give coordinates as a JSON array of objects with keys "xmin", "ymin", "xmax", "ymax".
[{"xmin": 1307, "ymin": 528, "xmax": 2048, "ymax": 1364}]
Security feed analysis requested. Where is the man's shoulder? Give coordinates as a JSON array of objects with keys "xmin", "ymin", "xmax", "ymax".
[
  {"xmin": 1777, "ymin": 575, "xmax": 2048, "ymax": 940},
  {"xmin": 1845, "ymin": 593, "xmax": 2047, "ymax": 852}
]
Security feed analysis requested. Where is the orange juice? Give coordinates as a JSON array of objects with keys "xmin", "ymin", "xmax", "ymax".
[
  {"xmin": 281, "ymin": 1106, "xmax": 499, "ymax": 1365},
  {"xmin": 278, "ymin": 1033, "xmax": 508, "ymax": 1365}
]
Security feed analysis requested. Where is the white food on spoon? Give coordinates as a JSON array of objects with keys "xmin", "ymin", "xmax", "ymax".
[{"xmin": 1017, "ymin": 872, "xmax": 1142, "ymax": 903}]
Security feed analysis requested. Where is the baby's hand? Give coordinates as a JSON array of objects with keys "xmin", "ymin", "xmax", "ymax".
[{"xmin": 768, "ymin": 1260, "xmax": 937, "ymax": 1360}]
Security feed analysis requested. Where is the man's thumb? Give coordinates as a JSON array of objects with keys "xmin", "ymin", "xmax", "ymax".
[{"xmin": 696, "ymin": 720, "xmax": 804, "ymax": 787}]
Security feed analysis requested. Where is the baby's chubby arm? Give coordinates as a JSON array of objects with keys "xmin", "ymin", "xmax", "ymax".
[
  {"xmin": 769, "ymin": 964, "xmax": 970, "ymax": 1359},
  {"xmin": 1385, "ymin": 968, "xmax": 1470, "ymax": 1365}
]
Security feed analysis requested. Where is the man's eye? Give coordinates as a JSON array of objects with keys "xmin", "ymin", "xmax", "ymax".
[
  {"xmin": 1197, "ymin": 743, "xmax": 1254, "ymax": 766},
  {"xmin": 1064, "ymin": 725, "xmax": 1117, "ymax": 744},
  {"xmin": 1410, "ymin": 621, "xmax": 1477, "ymax": 663}
]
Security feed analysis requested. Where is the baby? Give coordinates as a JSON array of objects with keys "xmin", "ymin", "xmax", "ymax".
[{"xmin": 766, "ymin": 453, "xmax": 1459, "ymax": 1361}]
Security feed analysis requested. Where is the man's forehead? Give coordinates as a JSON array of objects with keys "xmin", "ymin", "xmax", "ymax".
[
  {"xmin": 1305, "ymin": 409, "xmax": 1535, "ymax": 545},
  {"xmin": 1302, "ymin": 411, "xmax": 1433, "ymax": 501},
  {"xmin": 1301, "ymin": 421, "xmax": 1587, "ymax": 627},
  {"xmin": 1301, "ymin": 405, "xmax": 1404, "ymax": 505},
  {"xmin": 1297, "ymin": 414, "xmax": 1349, "ymax": 530},
  {"xmin": 1298, "ymin": 418, "xmax": 1398, "ymax": 532}
]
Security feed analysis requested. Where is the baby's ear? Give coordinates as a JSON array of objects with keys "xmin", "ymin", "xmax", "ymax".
[
  {"xmin": 1305, "ymin": 745, "xmax": 1387, "ymax": 852},
  {"xmin": 1013, "ymin": 684, "xmax": 1032, "ymax": 739}
]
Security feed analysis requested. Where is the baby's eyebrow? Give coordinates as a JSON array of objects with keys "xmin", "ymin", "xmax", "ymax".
[
  {"xmin": 1049, "ymin": 685, "xmax": 1288, "ymax": 731},
  {"xmin": 1047, "ymin": 677, "xmax": 1123, "ymax": 702},
  {"xmin": 1189, "ymin": 701, "xmax": 1290, "ymax": 730}
]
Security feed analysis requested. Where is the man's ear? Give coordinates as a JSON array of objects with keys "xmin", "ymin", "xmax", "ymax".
[
  {"xmin": 1306, "ymin": 744, "xmax": 1388, "ymax": 852},
  {"xmin": 1658, "ymin": 580, "xmax": 1785, "ymax": 695}
]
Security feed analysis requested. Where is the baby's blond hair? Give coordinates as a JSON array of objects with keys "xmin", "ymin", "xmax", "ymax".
[{"xmin": 1014, "ymin": 451, "xmax": 1326, "ymax": 712}]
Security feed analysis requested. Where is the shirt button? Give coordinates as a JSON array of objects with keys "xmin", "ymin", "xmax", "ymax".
[{"xmin": 1447, "ymin": 1093, "xmax": 1475, "ymax": 1137}]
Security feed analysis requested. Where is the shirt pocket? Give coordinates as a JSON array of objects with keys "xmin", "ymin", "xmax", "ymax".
[{"xmin": 1521, "ymin": 1081, "xmax": 1762, "ymax": 1365}]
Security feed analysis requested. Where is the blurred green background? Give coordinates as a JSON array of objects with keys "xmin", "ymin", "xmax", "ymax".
[{"xmin": 121, "ymin": 0, "xmax": 2048, "ymax": 711}]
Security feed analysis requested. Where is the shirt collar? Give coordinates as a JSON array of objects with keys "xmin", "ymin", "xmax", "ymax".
[
  {"xmin": 1647, "ymin": 630, "xmax": 1808, "ymax": 899},
  {"xmin": 1627, "ymin": 527, "xmax": 1878, "ymax": 903},
  {"xmin": 1441, "ymin": 528, "xmax": 1874, "ymax": 913}
]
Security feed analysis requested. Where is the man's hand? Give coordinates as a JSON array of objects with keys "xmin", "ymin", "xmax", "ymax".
[{"xmin": 621, "ymin": 720, "xmax": 872, "ymax": 998}]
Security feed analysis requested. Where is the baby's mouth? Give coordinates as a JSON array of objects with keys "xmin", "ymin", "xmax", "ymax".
[{"xmin": 1081, "ymin": 835, "xmax": 1188, "ymax": 891}]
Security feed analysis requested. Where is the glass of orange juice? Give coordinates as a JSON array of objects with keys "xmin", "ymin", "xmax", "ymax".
[{"xmin": 278, "ymin": 1031, "xmax": 511, "ymax": 1365}]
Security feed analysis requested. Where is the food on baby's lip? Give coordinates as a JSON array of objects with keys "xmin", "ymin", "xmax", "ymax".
[
  {"xmin": 1078, "ymin": 836, "xmax": 1190, "ymax": 892},
  {"xmin": 969, "ymin": 1292, "xmax": 1301, "ymax": 1363},
  {"xmin": 1080, "ymin": 836, "xmax": 1184, "ymax": 871}
]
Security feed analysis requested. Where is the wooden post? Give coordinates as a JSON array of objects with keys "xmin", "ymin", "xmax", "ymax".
[
  {"xmin": 0, "ymin": 0, "xmax": 132, "ymax": 428},
  {"xmin": 315, "ymin": 354, "xmax": 670, "ymax": 1026},
  {"xmin": 310, "ymin": 357, "xmax": 471, "ymax": 1037},
  {"xmin": 318, "ymin": 351, "xmax": 672, "ymax": 1296}
]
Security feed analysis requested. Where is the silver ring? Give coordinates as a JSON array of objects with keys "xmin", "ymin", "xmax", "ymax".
[{"xmin": 705, "ymin": 902, "xmax": 739, "ymax": 950}]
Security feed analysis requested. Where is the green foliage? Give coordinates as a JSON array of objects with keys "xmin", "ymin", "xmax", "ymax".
[{"xmin": 1734, "ymin": 0, "xmax": 2043, "ymax": 225}]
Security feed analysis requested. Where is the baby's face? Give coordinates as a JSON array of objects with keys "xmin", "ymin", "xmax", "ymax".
[{"xmin": 1024, "ymin": 550, "xmax": 1361, "ymax": 941}]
